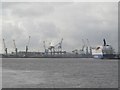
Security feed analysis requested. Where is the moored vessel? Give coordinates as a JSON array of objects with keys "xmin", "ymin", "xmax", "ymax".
[{"xmin": 92, "ymin": 39, "xmax": 116, "ymax": 59}]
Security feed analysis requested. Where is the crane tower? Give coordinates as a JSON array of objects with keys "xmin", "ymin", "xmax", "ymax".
[
  {"xmin": 3, "ymin": 39, "xmax": 7, "ymax": 55},
  {"xmin": 13, "ymin": 39, "xmax": 17, "ymax": 56},
  {"xmin": 25, "ymin": 36, "xmax": 31, "ymax": 57}
]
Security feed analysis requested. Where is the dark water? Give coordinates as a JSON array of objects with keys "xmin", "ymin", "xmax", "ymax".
[{"xmin": 2, "ymin": 58, "xmax": 118, "ymax": 88}]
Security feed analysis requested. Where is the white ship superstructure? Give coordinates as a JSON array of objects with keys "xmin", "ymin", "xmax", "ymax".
[
  {"xmin": 92, "ymin": 39, "xmax": 115, "ymax": 59},
  {"xmin": 92, "ymin": 46, "xmax": 103, "ymax": 59}
]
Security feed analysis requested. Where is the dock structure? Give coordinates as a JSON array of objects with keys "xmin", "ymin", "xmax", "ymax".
[{"xmin": 1, "ymin": 38, "xmax": 118, "ymax": 59}]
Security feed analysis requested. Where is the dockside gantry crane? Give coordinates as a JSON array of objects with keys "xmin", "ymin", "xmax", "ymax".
[
  {"xmin": 47, "ymin": 38, "xmax": 64, "ymax": 55},
  {"xmin": 3, "ymin": 38, "xmax": 7, "ymax": 55},
  {"xmin": 13, "ymin": 39, "xmax": 17, "ymax": 56},
  {"xmin": 25, "ymin": 36, "xmax": 31, "ymax": 57},
  {"xmin": 48, "ymin": 42, "xmax": 55, "ymax": 55}
]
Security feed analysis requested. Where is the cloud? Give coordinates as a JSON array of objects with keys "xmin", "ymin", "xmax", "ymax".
[
  {"xmin": 2, "ymin": 2, "xmax": 55, "ymax": 17},
  {"xmin": 2, "ymin": 2, "xmax": 118, "ymax": 53}
]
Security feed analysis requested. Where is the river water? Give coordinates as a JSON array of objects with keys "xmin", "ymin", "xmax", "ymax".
[{"xmin": 2, "ymin": 58, "xmax": 118, "ymax": 88}]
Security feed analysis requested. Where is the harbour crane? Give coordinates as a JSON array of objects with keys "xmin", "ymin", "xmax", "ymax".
[
  {"xmin": 43, "ymin": 41, "xmax": 48, "ymax": 55},
  {"xmin": 3, "ymin": 38, "xmax": 7, "ymax": 55},
  {"xmin": 43, "ymin": 41, "xmax": 46, "ymax": 52},
  {"xmin": 25, "ymin": 36, "xmax": 31, "ymax": 57},
  {"xmin": 87, "ymin": 39, "xmax": 92, "ymax": 55},
  {"xmin": 85, "ymin": 41, "xmax": 88, "ymax": 55},
  {"xmin": 81, "ymin": 39, "xmax": 85, "ymax": 52},
  {"xmin": 54, "ymin": 38, "xmax": 63, "ymax": 54},
  {"xmin": 13, "ymin": 39, "xmax": 17, "ymax": 56},
  {"xmin": 48, "ymin": 42, "xmax": 55, "ymax": 55},
  {"xmin": 79, "ymin": 39, "xmax": 86, "ymax": 54},
  {"xmin": 57, "ymin": 38, "xmax": 63, "ymax": 53},
  {"xmin": 72, "ymin": 49, "xmax": 78, "ymax": 54}
]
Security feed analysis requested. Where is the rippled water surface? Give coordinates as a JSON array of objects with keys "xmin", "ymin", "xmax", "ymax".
[{"xmin": 2, "ymin": 58, "xmax": 118, "ymax": 88}]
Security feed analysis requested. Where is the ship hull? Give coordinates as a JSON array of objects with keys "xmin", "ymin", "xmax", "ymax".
[{"xmin": 93, "ymin": 54, "xmax": 116, "ymax": 59}]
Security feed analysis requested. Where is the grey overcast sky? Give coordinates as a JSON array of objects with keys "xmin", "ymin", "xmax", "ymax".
[{"xmin": 1, "ymin": 2, "xmax": 118, "ymax": 53}]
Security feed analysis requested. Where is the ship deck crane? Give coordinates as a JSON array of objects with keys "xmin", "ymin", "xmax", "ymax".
[{"xmin": 3, "ymin": 39, "xmax": 7, "ymax": 55}]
